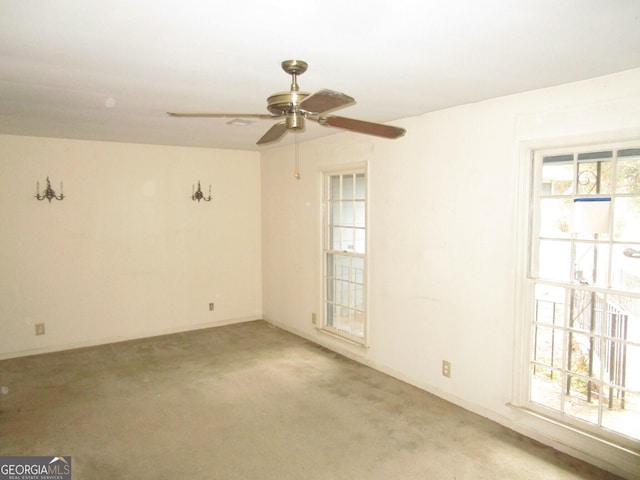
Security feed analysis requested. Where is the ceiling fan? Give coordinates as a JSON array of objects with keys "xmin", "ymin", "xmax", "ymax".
[{"xmin": 167, "ymin": 60, "xmax": 406, "ymax": 145}]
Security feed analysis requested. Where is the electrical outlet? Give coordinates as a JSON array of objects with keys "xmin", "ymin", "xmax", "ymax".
[
  {"xmin": 35, "ymin": 323, "xmax": 45, "ymax": 336},
  {"xmin": 209, "ymin": 303, "xmax": 215, "ymax": 311},
  {"xmin": 311, "ymin": 313, "xmax": 317, "ymax": 325},
  {"xmin": 442, "ymin": 360, "xmax": 451, "ymax": 378}
]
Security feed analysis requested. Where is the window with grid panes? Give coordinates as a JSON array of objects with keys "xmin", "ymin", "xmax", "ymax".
[
  {"xmin": 323, "ymin": 167, "xmax": 367, "ymax": 344},
  {"xmin": 527, "ymin": 142, "xmax": 640, "ymax": 448}
]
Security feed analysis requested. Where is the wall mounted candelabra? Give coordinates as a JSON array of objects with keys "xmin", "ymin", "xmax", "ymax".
[
  {"xmin": 35, "ymin": 177, "xmax": 64, "ymax": 202},
  {"xmin": 192, "ymin": 181, "xmax": 212, "ymax": 202}
]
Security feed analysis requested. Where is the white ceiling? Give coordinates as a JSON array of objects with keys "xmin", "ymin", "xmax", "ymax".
[{"xmin": 1, "ymin": 0, "xmax": 640, "ymax": 151}]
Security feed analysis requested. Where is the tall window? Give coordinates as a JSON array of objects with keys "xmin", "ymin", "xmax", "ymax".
[
  {"xmin": 527, "ymin": 143, "xmax": 640, "ymax": 448},
  {"xmin": 322, "ymin": 166, "xmax": 367, "ymax": 344}
]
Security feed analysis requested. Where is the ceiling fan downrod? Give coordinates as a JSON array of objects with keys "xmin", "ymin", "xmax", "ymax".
[{"xmin": 281, "ymin": 60, "xmax": 308, "ymax": 92}]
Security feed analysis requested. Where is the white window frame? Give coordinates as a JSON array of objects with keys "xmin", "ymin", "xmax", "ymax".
[
  {"xmin": 320, "ymin": 162, "xmax": 368, "ymax": 346},
  {"xmin": 513, "ymin": 138, "xmax": 640, "ymax": 456}
]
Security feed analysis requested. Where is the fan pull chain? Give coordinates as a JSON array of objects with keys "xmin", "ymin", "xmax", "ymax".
[{"xmin": 293, "ymin": 132, "xmax": 301, "ymax": 180}]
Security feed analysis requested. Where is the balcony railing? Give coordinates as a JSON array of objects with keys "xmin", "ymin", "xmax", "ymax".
[{"xmin": 534, "ymin": 293, "xmax": 629, "ymax": 409}]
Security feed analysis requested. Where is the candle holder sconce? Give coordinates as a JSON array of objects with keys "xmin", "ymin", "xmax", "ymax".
[
  {"xmin": 35, "ymin": 177, "xmax": 64, "ymax": 202},
  {"xmin": 192, "ymin": 181, "xmax": 212, "ymax": 202}
]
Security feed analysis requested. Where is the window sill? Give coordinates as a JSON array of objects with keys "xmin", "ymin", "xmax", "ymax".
[
  {"xmin": 506, "ymin": 403, "xmax": 639, "ymax": 479},
  {"xmin": 316, "ymin": 325, "xmax": 368, "ymax": 349}
]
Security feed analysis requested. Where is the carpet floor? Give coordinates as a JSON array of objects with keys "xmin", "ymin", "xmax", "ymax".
[{"xmin": 0, "ymin": 320, "xmax": 623, "ymax": 479}]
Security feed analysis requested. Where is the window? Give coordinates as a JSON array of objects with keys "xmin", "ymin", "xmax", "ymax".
[
  {"xmin": 526, "ymin": 142, "xmax": 640, "ymax": 448},
  {"xmin": 322, "ymin": 166, "xmax": 367, "ymax": 344}
]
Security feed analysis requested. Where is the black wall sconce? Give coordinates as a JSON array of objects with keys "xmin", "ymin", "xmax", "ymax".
[
  {"xmin": 35, "ymin": 177, "xmax": 64, "ymax": 202},
  {"xmin": 192, "ymin": 181, "xmax": 212, "ymax": 202}
]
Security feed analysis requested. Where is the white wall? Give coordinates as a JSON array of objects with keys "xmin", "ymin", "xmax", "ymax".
[
  {"xmin": 0, "ymin": 136, "xmax": 262, "ymax": 358},
  {"xmin": 261, "ymin": 68, "xmax": 640, "ymax": 479}
]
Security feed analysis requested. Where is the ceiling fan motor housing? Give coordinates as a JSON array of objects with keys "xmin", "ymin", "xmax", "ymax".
[
  {"xmin": 267, "ymin": 90, "xmax": 309, "ymax": 131},
  {"xmin": 266, "ymin": 91, "xmax": 309, "ymax": 116}
]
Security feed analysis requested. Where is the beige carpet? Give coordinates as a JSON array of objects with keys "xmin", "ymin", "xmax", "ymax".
[{"xmin": 0, "ymin": 321, "xmax": 622, "ymax": 479}]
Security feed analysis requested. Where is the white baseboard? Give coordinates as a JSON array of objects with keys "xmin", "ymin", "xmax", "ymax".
[{"xmin": 0, "ymin": 315, "xmax": 262, "ymax": 360}]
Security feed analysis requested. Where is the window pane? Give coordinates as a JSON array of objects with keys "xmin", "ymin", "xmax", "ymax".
[
  {"xmin": 542, "ymin": 160, "xmax": 574, "ymax": 195},
  {"xmin": 615, "ymin": 155, "xmax": 640, "ymax": 194},
  {"xmin": 532, "ymin": 325, "xmax": 553, "ymax": 367},
  {"xmin": 602, "ymin": 390, "xmax": 640, "ymax": 440},
  {"xmin": 337, "ymin": 306, "xmax": 351, "ymax": 331},
  {"xmin": 331, "ymin": 227, "xmax": 342, "ymax": 250},
  {"xmin": 335, "ymin": 287, "xmax": 342, "ymax": 309},
  {"xmin": 352, "ymin": 257, "xmax": 365, "ymax": 283},
  {"xmin": 354, "ymin": 228, "xmax": 365, "ymax": 254},
  {"xmin": 343, "ymin": 280, "xmax": 352, "ymax": 306},
  {"xmin": 540, "ymin": 198, "xmax": 572, "ymax": 238},
  {"xmin": 564, "ymin": 376, "xmax": 601, "ymax": 426},
  {"xmin": 354, "ymin": 284, "xmax": 364, "ymax": 311},
  {"xmin": 531, "ymin": 367, "xmax": 563, "ymax": 410},
  {"xmin": 611, "ymin": 247, "xmax": 640, "ymax": 293},
  {"xmin": 353, "ymin": 311, "xmax": 365, "ymax": 337},
  {"xmin": 569, "ymin": 289, "xmax": 597, "ymax": 332},
  {"xmin": 538, "ymin": 240, "xmax": 571, "ymax": 281},
  {"xmin": 326, "ymin": 303, "xmax": 335, "ymax": 327},
  {"xmin": 334, "ymin": 255, "xmax": 351, "ymax": 280},
  {"xmin": 355, "ymin": 173, "xmax": 365, "ymax": 200},
  {"xmin": 342, "ymin": 174, "xmax": 354, "ymax": 200},
  {"xmin": 341, "ymin": 201, "xmax": 354, "ymax": 226},
  {"xmin": 534, "ymin": 284, "xmax": 566, "ymax": 326},
  {"xmin": 326, "ymin": 254, "xmax": 335, "ymax": 279},
  {"xmin": 330, "ymin": 175, "xmax": 341, "ymax": 199},
  {"xmin": 574, "ymin": 242, "xmax": 609, "ymax": 287},
  {"xmin": 340, "ymin": 227, "xmax": 355, "ymax": 251},
  {"xmin": 613, "ymin": 197, "xmax": 640, "ymax": 242},
  {"xmin": 597, "ymin": 314, "xmax": 638, "ymax": 440},
  {"xmin": 326, "ymin": 269, "xmax": 334, "ymax": 295},
  {"xmin": 600, "ymin": 340, "xmax": 635, "ymax": 391},
  {"xmin": 331, "ymin": 201, "xmax": 341, "ymax": 224},
  {"xmin": 607, "ymin": 295, "xmax": 639, "ymax": 345},
  {"xmin": 567, "ymin": 332, "xmax": 592, "ymax": 376},
  {"xmin": 577, "ymin": 159, "xmax": 612, "ymax": 194},
  {"xmin": 533, "ymin": 325, "xmax": 564, "ymax": 368},
  {"xmin": 348, "ymin": 283, "xmax": 356, "ymax": 309},
  {"xmin": 355, "ymin": 200, "xmax": 365, "ymax": 227}
]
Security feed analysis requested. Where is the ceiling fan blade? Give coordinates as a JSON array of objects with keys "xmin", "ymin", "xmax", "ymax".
[
  {"xmin": 167, "ymin": 112, "xmax": 277, "ymax": 119},
  {"xmin": 299, "ymin": 89, "xmax": 355, "ymax": 115},
  {"xmin": 257, "ymin": 122, "xmax": 288, "ymax": 145},
  {"xmin": 318, "ymin": 116, "xmax": 406, "ymax": 139}
]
